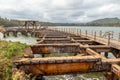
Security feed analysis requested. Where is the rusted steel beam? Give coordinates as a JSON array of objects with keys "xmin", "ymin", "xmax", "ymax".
[
  {"xmin": 13, "ymin": 56, "xmax": 112, "ymax": 75},
  {"xmin": 39, "ymin": 36, "xmax": 67, "ymax": 38},
  {"xmin": 83, "ymin": 45, "xmax": 110, "ymax": 48},
  {"xmin": 85, "ymin": 45, "xmax": 111, "ymax": 52},
  {"xmin": 112, "ymin": 64, "xmax": 120, "ymax": 77},
  {"xmin": 30, "ymin": 43, "xmax": 80, "ymax": 47},
  {"xmin": 69, "ymin": 35, "xmax": 81, "ymax": 37},
  {"xmin": 14, "ymin": 56, "xmax": 101, "ymax": 75},
  {"xmin": 93, "ymin": 48, "xmax": 111, "ymax": 53},
  {"xmin": 22, "ymin": 62, "xmax": 94, "ymax": 75},
  {"xmin": 102, "ymin": 59, "xmax": 120, "ymax": 64},
  {"xmin": 86, "ymin": 48, "xmax": 106, "ymax": 59},
  {"xmin": 37, "ymin": 38, "xmax": 70, "ymax": 41},
  {"xmin": 14, "ymin": 56, "xmax": 100, "ymax": 65},
  {"xmin": 36, "ymin": 35, "xmax": 46, "ymax": 44},
  {"xmin": 86, "ymin": 48, "xmax": 120, "ymax": 78},
  {"xmin": 74, "ymin": 40, "xmax": 94, "ymax": 43},
  {"xmin": 72, "ymin": 37, "xmax": 88, "ymax": 40},
  {"xmin": 30, "ymin": 44, "xmax": 111, "ymax": 54},
  {"xmin": 31, "ymin": 46, "xmax": 81, "ymax": 54},
  {"xmin": 39, "ymin": 40, "xmax": 74, "ymax": 44}
]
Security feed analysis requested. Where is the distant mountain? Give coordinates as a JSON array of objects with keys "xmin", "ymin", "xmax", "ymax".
[
  {"xmin": 1, "ymin": 16, "xmax": 120, "ymax": 27},
  {"xmin": 86, "ymin": 17, "xmax": 120, "ymax": 26},
  {"xmin": 89, "ymin": 17, "xmax": 120, "ymax": 24}
]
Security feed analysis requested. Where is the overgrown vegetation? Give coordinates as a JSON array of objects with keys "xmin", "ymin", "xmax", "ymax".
[
  {"xmin": 0, "ymin": 17, "xmax": 20, "ymax": 27},
  {"xmin": 0, "ymin": 40, "xmax": 28, "ymax": 80}
]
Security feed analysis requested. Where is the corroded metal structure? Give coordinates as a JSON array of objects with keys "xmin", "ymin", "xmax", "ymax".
[
  {"xmin": 3, "ymin": 21, "xmax": 44, "ymax": 37},
  {"xmin": 4, "ymin": 25, "xmax": 120, "ymax": 80}
]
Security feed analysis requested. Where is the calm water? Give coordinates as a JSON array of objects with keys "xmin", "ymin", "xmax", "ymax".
[
  {"xmin": 1, "ymin": 26, "xmax": 120, "ymax": 80},
  {"xmin": 51, "ymin": 26, "xmax": 120, "ymax": 40}
]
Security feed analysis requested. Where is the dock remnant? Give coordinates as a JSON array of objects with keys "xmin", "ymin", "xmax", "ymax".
[{"xmin": 4, "ymin": 25, "xmax": 120, "ymax": 80}]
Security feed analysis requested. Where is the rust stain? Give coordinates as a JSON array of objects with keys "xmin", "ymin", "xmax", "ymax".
[
  {"xmin": 31, "ymin": 47, "xmax": 51, "ymax": 54},
  {"xmin": 40, "ymin": 47, "xmax": 51, "ymax": 54},
  {"xmin": 26, "ymin": 62, "xmax": 94, "ymax": 75}
]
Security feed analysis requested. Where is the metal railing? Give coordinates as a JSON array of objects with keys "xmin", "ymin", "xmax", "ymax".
[{"xmin": 49, "ymin": 27, "xmax": 120, "ymax": 46}]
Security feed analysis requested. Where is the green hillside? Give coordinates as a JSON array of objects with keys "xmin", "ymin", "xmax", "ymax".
[
  {"xmin": 86, "ymin": 17, "xmax": 120, "ymax": 26},
  {"xmin": 0, "ymin": 17, "xmax": 120, "ymax": 27},
  {"xmin": 91, "ymin": 17, "xmax": 120, "ymax": 24}
]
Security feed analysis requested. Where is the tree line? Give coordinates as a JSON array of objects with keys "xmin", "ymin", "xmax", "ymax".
[{"xmin": 0, "ymin": 17, "xmax": 120, "ymax": 27}]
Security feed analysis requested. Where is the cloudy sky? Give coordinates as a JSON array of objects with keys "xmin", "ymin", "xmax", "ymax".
[{"xmin": 0, "ymin": 0, "xmax": 120, "ymax": 23}]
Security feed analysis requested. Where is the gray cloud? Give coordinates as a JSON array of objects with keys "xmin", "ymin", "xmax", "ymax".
[{"xmin": 0, "ymin": 0, "xmax": 120, "ymax": 22}]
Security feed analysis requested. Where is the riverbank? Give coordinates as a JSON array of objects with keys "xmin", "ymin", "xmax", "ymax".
[{"xmin": 0, "ymin": 40, "xmax": 28, "ymax": 80}]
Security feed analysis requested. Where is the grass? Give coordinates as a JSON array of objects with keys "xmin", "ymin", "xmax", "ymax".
[{"xmin": 0, "ymin": 40, "xmax": 28, "ymax": 80}]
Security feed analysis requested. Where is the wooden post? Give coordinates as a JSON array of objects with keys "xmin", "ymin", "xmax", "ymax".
[
  {"xmin": 73, "ymin": 29, "xmax": 75, "ymax": 34},
  {"xmin": 65, "ymin": 28, "xmax": 66, "ymax": 33},
  {"xmin": 111, "ymin": 31, "xmax": 114, "ymax": 39},
  {"xmin": 64, "ymin": 28, "xmax": 66, "ymax": 33},
  {"xmin": 41, "ymin": 54, "xmax": 45, "ymax": 57},
  {"xmin": 69, "ymin": 28, "xmax": 70, "ymax": 34},
  {"xmin": 3, "ymin": 32, "xmax": 6, "ymax": 38},
  {"xmin": 91, "ymin": 30, "xmax": 93, "ymax": 35},
  {"xmin": 72, "ymin": 28, "xmax": 74, "ymax": 34},
  {"xmin": 80, "ymin": 29, "xmax": 81, "ymax": 36},
  {"xmin": 63, "ymin": 28, "xmax": 65, "ymax": 32},
  {"xmin": 77, "ymin": 29, "xmax": 79, "ymax": 35},
  {"xmin": 118, "ymin": 33, "xmax": 120, "ymax": 42},
  {"xmin": 57, "ymin": 28, "xmax": 58, "ymax": 32},
  {"xmin": 105, "ymin": 52, "xmax": 108, "ymax": 58},
  {"xmin": 14, "ymin": 31, "xmax": 17, "ymax": 37},
  {"xmin": 66, "ymin": 28, "xmax": 67, "ymax": 33},
  {"xmin": 85, "ymin": 30, "xmax": 87, "ymax": 37},
  {"xmin": 100, "ymin": 30, "xmax": 102, "ymax": 37},
  {"xmin": 104, "ymin": 72, "xmax": 113, "ymax": 80},
  {"xmin": 108, "ymin": 33, "xmax": 111, "ymax": 46},
  {"xmin": 67, "ymin": 28, "xmax": 69, "ymax": 33},
  {"xmin": 111, "ymin": 72, "xmax": 119, "ymax": 80},
  {"xmin": 65, "ymin": 28, "xmax": 67, "ymax": 33},
  {"xmin": 24, "ymin": 21, "xmax": 28, "ymax": 30},
  {"xmin": 76, "ymin": 28, "xmax": 77, "ymax": 35},
  {"xmin": 7, "ymin": 32, "xmax": 9, "ymax": 36},
  {"xmin": 71, "ymin": 28, "xmax": 73, "ymax": 34},
  {"xmin": 69, "ymin": 28, "xmax": 71, "ymax": 34},
  {"xmin": 94, "ymin": 31, "xmax": 96, "ymax": 40}
]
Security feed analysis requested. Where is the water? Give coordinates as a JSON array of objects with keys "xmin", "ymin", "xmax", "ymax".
[
  {"xmin": 1, "ymin": 26, "xmax": 120, "ymax": 80},
  {"xmin": 0, "ymin": 32, "xmax": 37, "ymax": 44},
  {"xmin": 51, "ymin": 26, "xmax": 120, "ymax": 40},
  {"xmin": 44, "ymin": 73, "xmax": 106, "ymax": 80}
]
